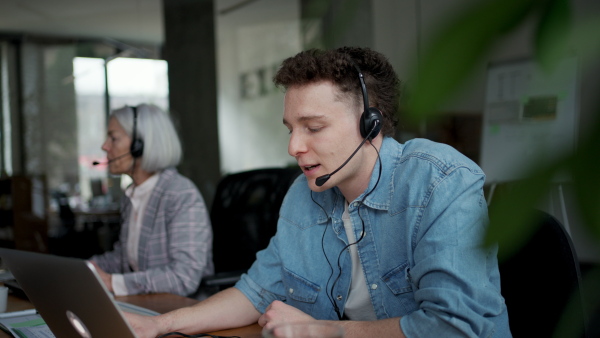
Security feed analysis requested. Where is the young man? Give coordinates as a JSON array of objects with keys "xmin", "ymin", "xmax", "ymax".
[{"xmin": 127, "ymin": 47, "xmax": 511, "ymax": 337}]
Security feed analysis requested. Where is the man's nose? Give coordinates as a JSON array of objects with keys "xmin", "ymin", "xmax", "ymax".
[{"xmin": 288, "ymin": 131, "xmax": 307, "ymax": 158}]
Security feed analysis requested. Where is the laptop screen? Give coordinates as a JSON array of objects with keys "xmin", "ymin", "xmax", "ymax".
[{"xmin": 0, "ymin": 248, "xmax": 137, "ymax": 338}]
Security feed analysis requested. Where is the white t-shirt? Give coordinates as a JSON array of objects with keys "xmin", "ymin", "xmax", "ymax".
[
  {"xmin": 342, "ymin": 202, "xmax": 377, "ymax": 320},
  {"xmin": 112, "ymin": 174, "xmax": 159, "ymax": 296}
]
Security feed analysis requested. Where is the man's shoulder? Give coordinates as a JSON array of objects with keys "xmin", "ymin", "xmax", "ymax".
[
  {"xmin": 401, "ymin": 138, "xmax": 460, "ymax": 156},
  {"xmin": 399, "ymin": 138, "xmax": 481, "ymax": 172}
]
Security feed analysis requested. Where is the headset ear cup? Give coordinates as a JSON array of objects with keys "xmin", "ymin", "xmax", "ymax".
[
  {"xmin": 129, "ymin": 105, "xmax": 144, "ymax": 158},
  {"xmin": 130, "ymin": 139, "xmax": 144, "ymax": 158},
  {"xmin": 360, "ymin": 107, "xmax": 383, "ymax": 140}
]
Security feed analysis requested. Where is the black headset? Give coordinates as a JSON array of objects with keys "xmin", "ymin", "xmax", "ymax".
[
  {"xmin": 130, "ymin": 106, "xmax": 144, "ymax": 158},
  {"xmin": 353, "ymin": 62, "xmax": 383, "ymax": 140}
]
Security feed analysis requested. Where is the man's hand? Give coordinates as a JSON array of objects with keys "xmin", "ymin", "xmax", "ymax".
[
  {"xmin": 258, "ymin": 300, "xmax": 315, "ymax": 330},
  {"xmin": 89, "ymin": 261, "xmax": 113, "ymax": 293}
]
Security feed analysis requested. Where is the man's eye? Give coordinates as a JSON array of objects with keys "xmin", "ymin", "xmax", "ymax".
[{"xmin": 308, "ymin": 127, "xmax": 322, "ymax": 133}]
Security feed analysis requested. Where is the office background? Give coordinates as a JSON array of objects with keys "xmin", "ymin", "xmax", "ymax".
[{"xmin": 0, "ymin": 0, "xmax": 599, "ymax": 261}]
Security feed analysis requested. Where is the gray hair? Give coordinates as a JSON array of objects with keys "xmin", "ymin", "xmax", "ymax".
[{"xmin": 110, "ymin": 104, "xmax": 182, "ymax": 172}]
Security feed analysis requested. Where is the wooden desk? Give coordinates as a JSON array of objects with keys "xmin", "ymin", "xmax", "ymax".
[
  {"xmin": 3, "ymin": 295, "xmax": 34, "ymax": 314},
  {"xmin": 1, "ymin": 293, "xmax": 262, "ymax": 338}
]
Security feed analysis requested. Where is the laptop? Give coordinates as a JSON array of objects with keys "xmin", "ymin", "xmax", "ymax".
[{"xmin": 0, "ymin": 248, "xmax": 139, "ymax": 338}]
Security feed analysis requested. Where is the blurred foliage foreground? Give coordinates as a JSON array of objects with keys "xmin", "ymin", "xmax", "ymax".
[{"xmin": 404, "ymin": 0, "xmax": 600, "ymax": 336}]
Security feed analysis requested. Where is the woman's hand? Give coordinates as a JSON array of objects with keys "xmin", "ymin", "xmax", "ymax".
[
  {"xmin": 258, "ymin": 300, "xmax": 316, "ymax": 330},
  {"xmin": 89, "ymin": 260, "xmax": 113, "ymax": 293}
]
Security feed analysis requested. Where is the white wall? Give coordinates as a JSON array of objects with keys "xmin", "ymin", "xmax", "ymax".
[{"xmin": 215, "ymin": 0, "xmax": 301, "ymax": 175}]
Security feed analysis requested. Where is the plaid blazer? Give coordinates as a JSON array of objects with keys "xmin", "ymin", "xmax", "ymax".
[{"xmin": 91, "ymin": 168, "xmax": 214, "ymax": 296}]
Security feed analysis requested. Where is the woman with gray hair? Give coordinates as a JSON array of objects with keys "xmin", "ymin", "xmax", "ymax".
[{"xmin": 89, "ymin": 104, "xmax": 213, "ymax": 297}]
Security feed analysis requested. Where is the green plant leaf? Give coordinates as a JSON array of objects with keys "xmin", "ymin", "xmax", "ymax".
[
  {"xmin": 567, "ymin": 16, "xmax": 600, "ymax": 67},
  {"xmin": 485, "ymin": 161, "xmax": 561, "ymax": 261},
  {"xmin": 534, "ymin": 0, "xmax": 572, "ymax": 72},
  {"xmin": 406, "ymin": 0, "xmax": 538, "ymax": 121},
  {"xmin": 569, "ymin": 112, "xmax": 600, "ymax": 240},
  {"xmin": 486, "ymin": 111, "xmax": 600, "ymax": 258}
]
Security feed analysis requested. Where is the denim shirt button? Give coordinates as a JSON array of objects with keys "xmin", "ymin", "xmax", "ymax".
[
  {"xmin": 371, "ymin": 284, "xmax": 378, "ymax": 290},
  {"xmin": 289, "ymin": 288, "xmax": 294, "ymax": 294},
  {"xmin": 336, "ymin": 295, "xmax": 343, "ymax": 301}
]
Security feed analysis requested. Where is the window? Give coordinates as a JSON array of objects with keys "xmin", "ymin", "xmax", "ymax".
[{"xmin": 73, "ymin": 56, "xmax": 169, "ymax": 207}]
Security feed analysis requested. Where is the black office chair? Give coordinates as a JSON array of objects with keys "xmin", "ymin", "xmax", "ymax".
[
  {"xmin": 199, "ymin": 167, "xmax": 301, "ymax": 294},
  {"xmin": 498, "ymin": 209, "xmax": 587, "ymax": 337},
  {"xmin": 48, "ymin": 191, "xmax": 101, "ymax": 258}
]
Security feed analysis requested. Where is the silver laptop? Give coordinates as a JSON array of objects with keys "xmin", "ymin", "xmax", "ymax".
[{"xmin": 0, "ymin": 248, "xmax": 138, "ymax": 338}]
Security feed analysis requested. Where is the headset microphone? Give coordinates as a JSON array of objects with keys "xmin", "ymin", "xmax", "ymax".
[
  {"xmin": 315, "ymin": 121, "xmax": 379, "ymax": 187},
  {"xmin": 92, "ymin": 152, "xmax": 130, "ymax": 166}
]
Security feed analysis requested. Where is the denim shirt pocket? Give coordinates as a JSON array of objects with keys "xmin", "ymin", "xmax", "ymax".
[
  {"xmin": 282, "ymin": 268, "xmax": 322, "ymax": 318},
  {"xmin": 381, "ymin": 261, "xmax": 419, "ymax": 314},
  {"xmin": 281, "ymin": 268, "xmax": 321, "ymax": 314},
  {"xmin": 382, "ymin": 261, "xmax": 412, "ymax": 293}
]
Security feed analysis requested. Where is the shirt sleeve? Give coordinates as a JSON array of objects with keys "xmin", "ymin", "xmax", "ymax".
[
  {"xmin": 400, "ymin": 167, "xmax": 505, "ymax": 337},
  {"xmin": 112, "ymin": 274, "xmax": 128, "ymax": 296}
]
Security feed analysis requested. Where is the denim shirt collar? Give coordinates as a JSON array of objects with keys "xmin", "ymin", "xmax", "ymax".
[{"xmin": 312, "ymin": 136, "xmax": 401, "ymax": 217}]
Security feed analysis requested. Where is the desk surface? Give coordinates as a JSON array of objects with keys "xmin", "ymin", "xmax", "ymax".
[{"xmin": 2, "ymin": 293, "xmax": 262, "ymax": 338}]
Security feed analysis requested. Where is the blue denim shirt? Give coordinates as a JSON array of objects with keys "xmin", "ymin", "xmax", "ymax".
[{"xmin": 235, "ymin": 137, "xmax": 511, "ymax": 337}]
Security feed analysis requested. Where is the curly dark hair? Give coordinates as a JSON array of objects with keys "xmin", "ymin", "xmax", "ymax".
[{"xmin": 273, "ymin": 46, "xmax": 400, "ymax": 136}]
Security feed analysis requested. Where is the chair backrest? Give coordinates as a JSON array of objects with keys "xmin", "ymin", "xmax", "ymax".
[
  {"xmin": 210, "ymin": 167, "xmax": 301, "ymax": 274},
  {"xmin": 498, "ymin": 209, "xmax": 587, "ymax": 337}
]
